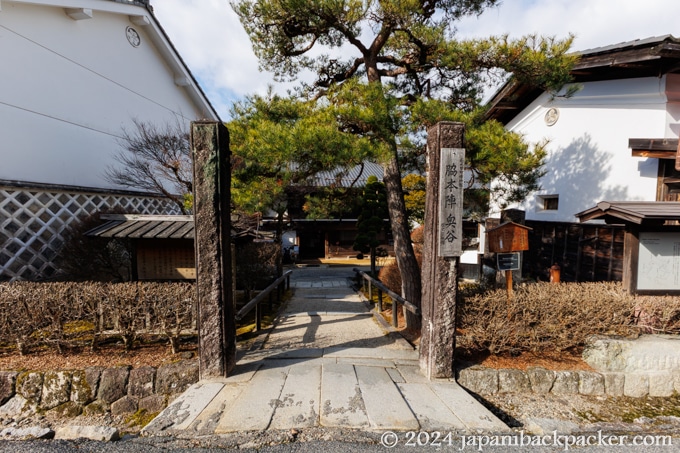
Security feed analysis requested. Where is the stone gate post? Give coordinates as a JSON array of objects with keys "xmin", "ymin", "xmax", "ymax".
[{"xmin": 191, "ymin": 121, "xmax": 236, "ymax": 379}]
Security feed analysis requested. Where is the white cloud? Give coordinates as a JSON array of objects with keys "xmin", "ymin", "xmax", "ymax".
[
  {"xmin": 456, "ymin": 0, "xmax": 680, "ymax": 52},
  {"xmin": 151, "ymin": 0, "xmax": 680, "ymax": 118}
]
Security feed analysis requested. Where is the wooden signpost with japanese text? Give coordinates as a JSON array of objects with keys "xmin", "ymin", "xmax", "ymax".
[
  {"xmin": 420, "ymin": 122, "xmax": 465, "ymax": 379},
  {"xmin": 438, "ymin": 148, "xmax": 465, "ymax": 258}
]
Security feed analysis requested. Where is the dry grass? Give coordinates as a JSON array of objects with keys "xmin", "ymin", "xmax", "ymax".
[{"xmin": 457, "ymin": 281, "xmax": 639, "ymax": 355}]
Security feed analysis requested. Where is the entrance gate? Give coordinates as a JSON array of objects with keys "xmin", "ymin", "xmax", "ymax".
[{"xmin": 191, "ymin": 121, "xmax": 464, "ymax": 380}]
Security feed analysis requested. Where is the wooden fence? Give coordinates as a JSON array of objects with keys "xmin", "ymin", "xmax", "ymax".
[{"xmin": 523, "ymin": 221, "xmax": 625, "ymax": 283}]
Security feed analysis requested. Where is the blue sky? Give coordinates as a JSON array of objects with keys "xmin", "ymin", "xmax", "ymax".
[{"xmin": 153, "ymin": 0, "xmax": 680, "ymax": 120}]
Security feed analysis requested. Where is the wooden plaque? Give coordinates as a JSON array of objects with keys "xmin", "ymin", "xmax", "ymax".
[{"xmin": 438, "ymin": 148, "xmax": 465, "ymax": 257}]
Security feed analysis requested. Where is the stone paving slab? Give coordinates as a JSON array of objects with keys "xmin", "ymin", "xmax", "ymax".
[
  {"xmin": 142, "ymin": 381, "xmax": 225, "ymax": 435},
  {"xmin": 323, "ymin": 347, "xmax": 417, "ymax": 360},
  {"xmin": 398, "ymin": 383, "xmax": 467, "ymax": 431},
  {"xmin": 320, "ymin": 363, "xmax": 369, "ymax": 428},
  {"xmin": 187, "ymin": 384, "xmax": 246, "ymax": 434},
  {"xmin": 356, "ymin": 366, "xmax": 420, "ymax": 430},
  {"xmin": 145, "ymin": 270, "xmax": 509, "ymax": 436},
  {"xmin": 215, "ymin": 365, "xmax": 289, "ymax": 433},
  {"xmin": 269, "ymin": 364, "xmax": 321, "ymax": 429},
  {"xmin": 430, "ymin": 382, "xmax": 509, "ymax": 431}
]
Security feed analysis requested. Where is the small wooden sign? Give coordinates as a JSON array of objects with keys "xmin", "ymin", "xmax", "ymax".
[
  {"xmin": 438, "ymin": 148, "xmax": 465, "ymax": 257},
  {"xmin": 497, "ymin": 252, "xmax": 521, "ymax": 271},
  {"xmin": 487, "ymin": 222, "xmax": 531, "ymax": 253}
]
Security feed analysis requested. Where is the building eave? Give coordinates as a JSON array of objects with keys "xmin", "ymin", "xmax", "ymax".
[
  {"xmin": 576, "ymin": 201, "xmax": 680, "ymax": 225},
  {"xmin": 485, "ymin": 35, "xmax": 680, "ymax": 125},
  {"xmin": 4, "ymin": 0, "xmax": 220, "ymax": 121}
]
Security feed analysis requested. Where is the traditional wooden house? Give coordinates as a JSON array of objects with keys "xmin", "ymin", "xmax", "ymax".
[
  {"xmin": 0, "ymin": 0, "xmax": 219, "ymax": 281},
  {"xmin": 484, "ymin": 35, "xmax": 680, "ymax": 282},
  {"xmin": 272, "ymin": 162, "xmax": 395, "ymax": 261},
  {"xmin": 85, "ymin": 214, "xmax": 268, "ymax": 281}
]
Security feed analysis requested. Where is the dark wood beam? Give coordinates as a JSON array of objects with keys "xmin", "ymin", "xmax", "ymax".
[
  {"xmin": 632, "ymin": 150, "xmax": 676, "ymax": 159},
  {"xmin": 630, "ymin": 138, "xmax": 679, "ymax": 159},
  {"xmin": 629, "ymin": 138, "xmax": 679, "ymax": 151},
  {"xmin": 575, "ymin": 49, "xmax": 661, "ymax": 71}
]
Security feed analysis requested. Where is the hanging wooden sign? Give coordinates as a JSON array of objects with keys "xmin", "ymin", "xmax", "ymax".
[{"xmin": 438, "ymin": 148, "xmax": 465, "ymax": 257}]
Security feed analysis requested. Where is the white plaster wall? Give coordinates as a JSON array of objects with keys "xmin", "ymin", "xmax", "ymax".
[
  {"xmin": 0, "ymin": 1, "xmax": 214, "ymax": 190},
  {"xmin": 666, "ymin": 74, "xmax": 680, "ymax": 138},
  {"xmin": 492, "ymin": 76, "xmax": 670, "ymax": 222}
]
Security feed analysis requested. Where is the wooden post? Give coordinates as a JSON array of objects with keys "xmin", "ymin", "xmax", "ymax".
[
  {"xmin": 420, "ymin": 122, "xmax": 465, "ymax": 379},
  {"xmin": 192, "ymin": 121, "xmax": 236, "ymax": 379},
  {"xmin": 505, "ymin": 270, "xmax": 513, "ymax": 298},
  {"xmin": 392, "ymin": 299, "xmax": 398, "ymax": 327}
]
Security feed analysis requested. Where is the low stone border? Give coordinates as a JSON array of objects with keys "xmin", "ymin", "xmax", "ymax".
[
  {"xmin": 457, "ymin": 366, "xmax": 679, "ymax": 398},
  {"xmin": 0, "ymin": 359, "xmax": 198, "ymax": 420}
]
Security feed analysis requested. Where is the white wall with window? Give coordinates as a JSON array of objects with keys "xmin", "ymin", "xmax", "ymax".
[{"xmin": 489, "ymin": 76, "xmax": 671, "ymax": 223}]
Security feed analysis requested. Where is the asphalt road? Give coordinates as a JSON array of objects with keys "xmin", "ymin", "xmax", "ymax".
[{"xmin": 1, "ymin": 437, "xmax": 678, "ymax": 453}]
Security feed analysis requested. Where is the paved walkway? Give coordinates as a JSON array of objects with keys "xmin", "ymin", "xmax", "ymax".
[{"xmin": 142, "ymin": 267, "xmax": 508, "ymax": 437}]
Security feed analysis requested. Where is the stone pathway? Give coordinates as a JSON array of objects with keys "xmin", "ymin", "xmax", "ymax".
[{"xmin": 142, "ymin": 268, "xmax": 508, "ymax": 437}]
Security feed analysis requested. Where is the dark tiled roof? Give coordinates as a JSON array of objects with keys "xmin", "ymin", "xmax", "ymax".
[
  {"xmin": 301, "ymin": 162, "xmax": 384, "ymax": 188},
  {"xmin": 576, "ymin": 201, "xmax": 680, "ymax": 224},
  {"xmin": 85, "ymin": 215, "xmax": 268, "ymax": 240},
  {"xmin": 86, "ymin": 215, "xmax": 195, "ymax": 239}
]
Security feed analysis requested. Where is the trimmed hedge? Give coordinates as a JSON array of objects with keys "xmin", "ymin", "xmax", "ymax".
[
  {"xmin": 456, "ymin": 281, "xmax": 680, "ymax": 355},
  {"xmin": 0, "ymin": 282, "xmax": 195, "ymax": 354}
]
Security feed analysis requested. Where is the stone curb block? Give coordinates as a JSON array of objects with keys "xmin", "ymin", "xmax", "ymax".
[
  {"xmin": 457, "ymin": 366, "xmax": 680, "ymax": 398},
  {"xmin": 0, "ymin": 426, "xmax": 54, "ymax": 440},
  {"xmin": 55, "ymin": 425, "xmax": 120, "ymax": 442}
]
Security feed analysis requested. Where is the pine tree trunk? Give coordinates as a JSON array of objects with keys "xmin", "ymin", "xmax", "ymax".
[
  {"xmin": 364, "ymin": 61, "xmax": 421, "ymax": 329},
  {"xmin": 383, "ymin": 154, "xmax": 421, "ymax": 329}
]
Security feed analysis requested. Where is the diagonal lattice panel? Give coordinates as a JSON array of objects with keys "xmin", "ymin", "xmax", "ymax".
[{"xmin": 0, "ymin": 185, "xmax": 179, "ymax": 281}]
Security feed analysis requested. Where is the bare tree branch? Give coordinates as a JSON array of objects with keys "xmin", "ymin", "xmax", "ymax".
[{"xmin": 104, "ymin": 118, "xmax": 192, "ymax": 214}]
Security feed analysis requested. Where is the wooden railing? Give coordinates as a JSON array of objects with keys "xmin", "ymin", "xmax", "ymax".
[
  {"xmin": 353, "ymin": 268, "xmax": 420, "ymax": 327},
  {"xmin": 235, "ymin": 270, "xmax": 293, "ymax": 331}
]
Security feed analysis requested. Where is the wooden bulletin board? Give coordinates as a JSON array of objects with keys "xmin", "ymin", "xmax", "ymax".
[{"xmin": 637, "ymin": 231, "xmax": 680, "ymax": 291}]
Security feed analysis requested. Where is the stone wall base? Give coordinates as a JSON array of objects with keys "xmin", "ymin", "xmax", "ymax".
[
  {"xmin": 0, "ymin": 360, "xmax": 198, "ymax": 421},
  {"xmin": 457, "ymin": 366, "xmax": 679, "ymax": 398}
]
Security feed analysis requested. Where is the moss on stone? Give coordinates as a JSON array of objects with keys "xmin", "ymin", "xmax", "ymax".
[
  {"xmin": 70, "ymin": 370, "xmax": 92, "ymax": 405},
  {"xmin": 124, "ymin": 408, "xmax": 158, "ymax": 428},
  {"xmin": 49, "ymin": 401, "xmax": 83, "ymax": 418},
  {"xmin": 83, "ymin": 400, "xmax": 109, "ymax": 416},
  {"xmin": 16, "ymin": 371, "xmax": 43, "ymax": 405},
  {"xmin": 616, "ymin": 394, "xmax": 680, "ymax": 423}
]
